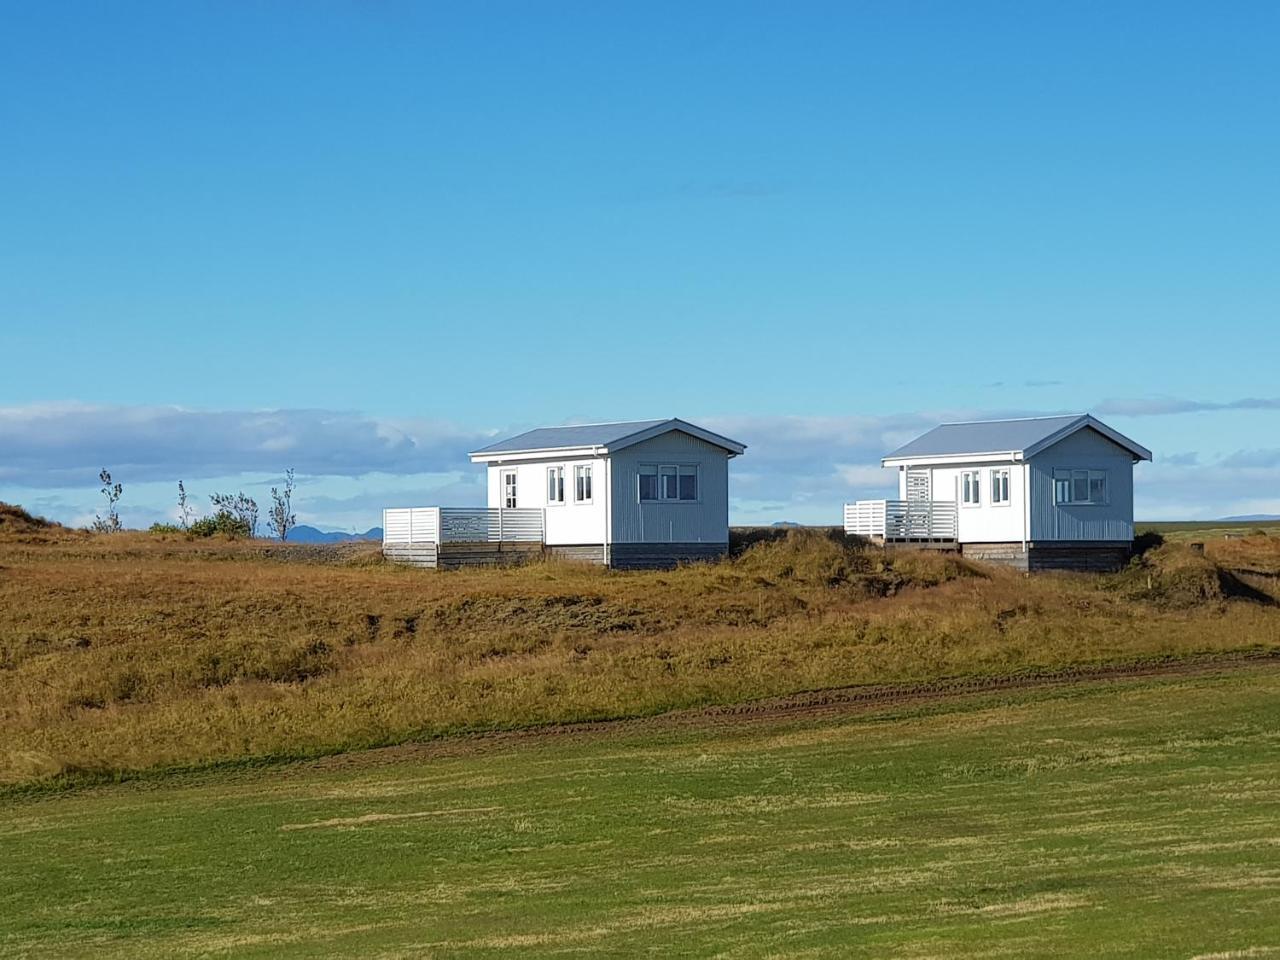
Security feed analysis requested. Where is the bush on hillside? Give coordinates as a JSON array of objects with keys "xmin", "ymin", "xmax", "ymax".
[
  {"xmin": 732, "ymin": 528, "xmax": 980, "ymax": 595},
  {"xmin": 1112, "ymin": 543, "xmax": 1226, "ymax": 608},
  {"xmin": 0, "ymin": 503, "xmax": 57, "ymax": 532},
  {"xmin": 188, "ymin": 511, "xmax": 252, "ymax": 539}
]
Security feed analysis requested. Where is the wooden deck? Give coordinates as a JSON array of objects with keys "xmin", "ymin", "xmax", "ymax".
[
  {"xmin": 382, "ymin": 507, "xmax": 545, "ymax": 569},
  {"xmin": 845, "ymin": 500, "xmax": 958, "ymax": 544}
]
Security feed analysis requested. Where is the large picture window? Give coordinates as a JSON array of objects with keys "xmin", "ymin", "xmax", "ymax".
[
  {"xmin": 639, "ymin": 464, "xmax": 698, "ymax": 502},
  {"xmin": 1054, "ymin": 469, "xmax": 1108, "ymax": 505}
]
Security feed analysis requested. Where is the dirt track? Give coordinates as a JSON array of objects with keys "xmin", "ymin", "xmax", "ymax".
[{"xmin": 305, "ymin": 649, "xmax": 1280, "ymax": 774}]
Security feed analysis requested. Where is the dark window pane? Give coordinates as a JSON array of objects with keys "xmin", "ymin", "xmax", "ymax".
[
  {"xmin": 679, "ymin": 472, "xmax": 696, "ymax": 500},
  {"xmin": 638, "ymin": 473, "xmax": 657, "ymax": 501},
  {"xmin": 660, "ymin": 467, "xmax": 678, "ymax": 499}
]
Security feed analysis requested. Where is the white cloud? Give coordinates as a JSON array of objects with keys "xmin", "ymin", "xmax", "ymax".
[
  {"xmin": 0, "ymin": 402, "xmax": 489, "ymax": 487},
  {"xmin": 3, "ymin": 399, "xmax": 1280, "ymax": 528}
]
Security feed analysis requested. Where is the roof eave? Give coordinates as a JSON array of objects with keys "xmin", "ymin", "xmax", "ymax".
[
  {"xmin": 882, "ymin": 450, "xmax": 1024, "ymax": 467},
  {"xmin": 469, "ymin": 445, "xmax": 606, "ymax": 463}
]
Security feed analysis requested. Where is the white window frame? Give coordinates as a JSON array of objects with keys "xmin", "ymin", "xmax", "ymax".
[
  {"xmin": 638, "ymin": 463, "xmax": 700, "ymax": 503},
  {"xmin": 990, "ymin": 468, "xmax": 1011, "ymax": 507},
  {"xmin": 501, "ymin": 469, "xmax": 517, "ymax": 509},
  {"xmin": 573, "ymin": 463, "xmax": 593, "ymax": 504},
  {"xmin": 1053, "ymin": 468, "xmax": 1109, "ymax": 506},
  {"xmin": 960, "ymin": 470, "xmax": 981, "ymax": 507},
  {"xmin": 546, "ymin": 466, "xmax": 565, "ymax": 506}
]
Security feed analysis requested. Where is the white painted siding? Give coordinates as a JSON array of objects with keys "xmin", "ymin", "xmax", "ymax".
[
  {"xmin": 486, "ymin": 456, "xmax": 608, "ymax": 547},
  {"xmin": 608, "ymin": 432, "xmax": 730, "ymax": 544},
  {"xmin": 924, "ymin": 460, "xmax": 1027, "ymax": 544},
  {"xmin": 1028, "ymin": 428, "xmax": 1135, "ymax": 542}
]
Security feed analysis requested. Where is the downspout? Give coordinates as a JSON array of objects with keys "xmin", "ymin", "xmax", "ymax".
[
  {"xmin": 599, "ymin": 447, "xmax": 611, "ymax": 568},
  {"xmin": 1020, "ymin": 456, "xmax": 1030, "ymax": 555}
]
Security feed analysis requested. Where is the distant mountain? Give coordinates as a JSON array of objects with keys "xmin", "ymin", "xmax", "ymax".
[
  {"xmin": 287, "ymin": 525, "xmax": 382, "ymax": 544},
  {"xmin": 771, "ymin": 521, "xmax": 803, "ymax": 527},
  {"xmin": 1220, "ymin": 514, "xmax": 1280, "ymax": 522}
]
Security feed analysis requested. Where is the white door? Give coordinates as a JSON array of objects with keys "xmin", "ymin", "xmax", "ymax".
[{"xmin": 501, "ymin": 470, "xmax": 517, "ymax": 509}]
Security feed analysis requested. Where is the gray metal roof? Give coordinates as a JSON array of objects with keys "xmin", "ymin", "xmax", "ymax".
[
  {"xmin": 884, "ymin": 414, "xmax": 1151, "ymax": 462},
  {"xmin": 471, "ymin": 418, "xmax": 746, "ymax": 457},
  {"xmin": 472, "ymin": 419, "xmax": 670, "ymax": 455}
]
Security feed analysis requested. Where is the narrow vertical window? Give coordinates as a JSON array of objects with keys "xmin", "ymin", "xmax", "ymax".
[
  {"xmin": 1054, "ymin": 472, "xmax": 1071, "ymax": 504},
  {"xmin": 991, "ymin": 468, "xmax": 1010, "ymax": 505},
  {"xmin": 677, "ymin": 465, "xmax": 698, "ymax": 501},
  {"xmin": 961, "ymin": 471, "xmax": 980, "ymax": 505},
  {"xmin": 1089, "ymin": 471, "xmax": 1107, "ymax": 504},
  {"xmin": 638, "ymin": 465, "xmax": 658, "ymax": 502},
  {"xmin": 659, "ymin": 465, "xmax": 678, "ymax": 500},
  {"xmin": 502, "ymin": 470, "xmax": 517, "ymax": 509},
  {"xmin": 574, "ymin": 464, "xmax": 593, "ymax": 503},
  {"xmin": 546, "ymin": 466, "xmax": 564, "ymax": 505}
]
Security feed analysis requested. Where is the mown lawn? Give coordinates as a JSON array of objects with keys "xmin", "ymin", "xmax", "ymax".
[{"xmin": 2, "ymin": 665, "xmax": 1277, "ymax": 959}]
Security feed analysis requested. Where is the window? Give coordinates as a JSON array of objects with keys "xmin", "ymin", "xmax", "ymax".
[
  {"xmin": 546, "ymin": 466, "xmax": 564, "ymax": 505},
  {"xmin": 990, "ymin": 468, "xmax": 1010, "ymax": 505},
  {"xmin": 574, "ymin": 464, "xmax": 593, "ymax": 503},
  {"xmin": 961, "ymin": 470, "xmax": 981, "ymax": 506},
  {"xmin": 678, "ymin": 465, "xmax": 697, "ymax": 501},
  {"xmin": 1054, "ymin": 469, "xmax": 1108, "ymax": 505},
  {"xmin": 501, "ymin": 470, "xmax": 517, "ymax": 509},
  {"xmin": 659, "ymin": 465, "xmax": 678, "ymax": 500},
  {"xmin": 639, "ymin": 464, "xmax": 699, "ymax": 502},
  {"xmin": 638, "ymin": 465, "xmax": 658, "ymax": 501}
]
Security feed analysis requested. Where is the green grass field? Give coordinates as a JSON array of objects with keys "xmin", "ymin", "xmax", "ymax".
[
  {"xmin": 1138, "ymin": 519, "xmax": 1280, "ymax": 541},
  {"xmin": 3, "ymin": 663, "xmax": 1277, "ymax": 959}
]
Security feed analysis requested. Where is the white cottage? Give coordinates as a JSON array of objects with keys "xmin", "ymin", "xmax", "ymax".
[
  {"xmin": 467, "ymin": 418, "xmax": 746, "ymax": 568},
  {"xmin": 846, "ymin": 414, "xmax": 1151, "ymax": 571}
]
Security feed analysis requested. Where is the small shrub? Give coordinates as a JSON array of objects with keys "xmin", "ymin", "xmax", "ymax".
[
  {"xmin": 734, "ymin": 528, "xmax": 867, "ymax": 585},
  {"xmin": 189, "ymin": 511, "xmax": 252, "ymax": 539},
  {"xmin": 1111, "ymin": 543, "xmax": 1224, "ymax": 608},
  {"xmin": 149, "ymin": 522, "xmax": 184, "ymax": 535}
]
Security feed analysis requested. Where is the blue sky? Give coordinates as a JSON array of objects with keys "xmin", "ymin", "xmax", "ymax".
[{"xmin": 2, "ymin": 2, "xmax": 1278, "ymax": 528}]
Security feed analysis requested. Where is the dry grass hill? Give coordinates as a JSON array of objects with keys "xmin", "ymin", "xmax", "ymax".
[{"xmin": 2, "ymin": 504, "xmax": 1278, "ymax": 790}]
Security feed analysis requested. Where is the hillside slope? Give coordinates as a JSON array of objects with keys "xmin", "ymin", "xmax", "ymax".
[{"xmin": 1, "ymin": 528, "xmax": 1278, "ymax": 788}]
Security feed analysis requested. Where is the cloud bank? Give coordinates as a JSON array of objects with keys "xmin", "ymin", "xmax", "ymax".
[
  {"xmin": 2, "ymin": 398, "xmax": 1279, "ymax": 527},
  {"xmin": 0, "ymin": 403, "xmax": 492, "ymax": 487}
]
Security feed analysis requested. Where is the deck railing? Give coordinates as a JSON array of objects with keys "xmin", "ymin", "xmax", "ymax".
[
  {"xmin": 382, "ymin": 507, "xmax": 545, "ymax": 545},
  {"xmin": 844, "ymin": 499, "xmax": 958, "ymax": 541}
]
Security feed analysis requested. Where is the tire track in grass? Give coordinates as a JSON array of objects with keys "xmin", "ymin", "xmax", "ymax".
[{"xmin": 302, "ymin": 649, "xmax": 1280, "ymax": 774}]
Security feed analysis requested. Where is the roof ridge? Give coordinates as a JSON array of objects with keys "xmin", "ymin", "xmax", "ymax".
[{"xmin": 937, "ymin": 413, "xmax": 1086, "ymax": 426}]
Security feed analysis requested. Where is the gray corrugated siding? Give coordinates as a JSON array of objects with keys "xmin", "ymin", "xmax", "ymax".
[
  {"xmin": 608, "ymin": 432, "xmax": 730, "ymax": 545},
  {"xmin": 1028, "ymin": 428, "xmax": 1136, "ymax": 542}
]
